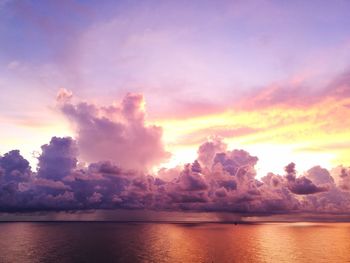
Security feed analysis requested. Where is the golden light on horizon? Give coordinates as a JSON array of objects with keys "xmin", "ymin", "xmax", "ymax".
[{"xmin": 153, "ymin": 96, "xmax": 350, "ymax": 175}]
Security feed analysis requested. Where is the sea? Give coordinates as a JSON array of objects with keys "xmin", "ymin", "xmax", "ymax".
[{"xmin": 0, "ymin": 221, "xmax": 349, "ymax": 263}]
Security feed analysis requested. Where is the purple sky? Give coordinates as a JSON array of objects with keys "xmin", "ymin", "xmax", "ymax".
[{"xmin": 1, "ymin": 0, "xmax": 350, "ymax": 116}]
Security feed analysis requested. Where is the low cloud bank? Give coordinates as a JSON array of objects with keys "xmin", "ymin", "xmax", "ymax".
[{"xmin": 1, "ymin": 136, "xmax": 349, "ymax": 214}]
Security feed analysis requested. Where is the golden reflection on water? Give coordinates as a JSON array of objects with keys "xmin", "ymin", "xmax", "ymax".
[
  {"xmin": 143, "ymin": 223, "xmax": 350, "ymax": 263},
  {"xmin": 0, "ymin": 222, "xmax": 350, "ymax": 263},
  {"xmin": 138, "ymin": 222, "xmax": 350, "ymax": 263},
  {"xmin": 254, "ymin": 222, "xmax": 350, "ymax": 263}
]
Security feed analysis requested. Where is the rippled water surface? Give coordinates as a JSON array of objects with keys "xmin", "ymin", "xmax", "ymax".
[{"xmin": 0, "ymin": 222, "xmax": 349, "ymax": 263}]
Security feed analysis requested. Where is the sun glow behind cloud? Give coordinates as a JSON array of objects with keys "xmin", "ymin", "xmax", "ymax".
[
  {"xmin": 1, "ymin": 89, "xmax": 350, "ymax": 178},
  {"xmin": 0, "ymin": 113, "xmax": 73, "ymax": 169},
  {"xmin": 154, "ymin": 96, "xmax": 350, "ymax": 176}
]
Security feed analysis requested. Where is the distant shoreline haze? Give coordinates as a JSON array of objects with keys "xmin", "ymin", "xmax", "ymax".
[{"xmin": 1, "ymin": 210, "xmax": 350, "ymax": 223}]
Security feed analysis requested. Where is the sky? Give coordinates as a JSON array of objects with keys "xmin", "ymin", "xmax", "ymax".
[{"xmin": 1, "ymin": 0, "xmax": 350, "ymax": 216}]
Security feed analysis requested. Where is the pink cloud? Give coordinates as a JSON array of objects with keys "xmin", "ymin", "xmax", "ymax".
[{"xmin": 58, "ymin": 91, "xmax": 170, "ymax": 171}]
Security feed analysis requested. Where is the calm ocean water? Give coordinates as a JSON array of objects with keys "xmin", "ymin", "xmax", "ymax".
[{"xmin": 0, "ymin": 222, "xmax": 349, "ymax": 263}]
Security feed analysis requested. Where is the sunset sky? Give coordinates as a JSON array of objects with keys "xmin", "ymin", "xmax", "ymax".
[{"xmin": 1, "ymin": 0, "xmax": 350, "ymax": 214}]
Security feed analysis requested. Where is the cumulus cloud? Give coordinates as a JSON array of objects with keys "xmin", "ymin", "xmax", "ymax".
[
  {"xmin": 1, "ymin": 134, "xmax": 348, "ymax": 214},
  {"xmin": 57, "ymin": 90, "xmax": 169, "ymax": 171},
  {"xmin": 306, "ymin": 166, "xmax": 334, "ymax": 185},
  {"xmin": 197, "ymin": 137, "xmax": 227, "ymax": 168},
  {"xmin": 1, "ymin": 92, "xmax": 350, "ymax": 215},
  {"xmin": 284, "ymin": 163, "xmax": 328, "ymax": 195},
  {"xmin": 331, "ymin": 166, "xmax": 350, "ymax": 191},
  {"xmin": 37, "ymin": 137, "xmax": 78, "ymax": 181},
  {"xmin": 0, "ymin": 150, "xmax": 32, "ymax": 210},
  {"xmin": 0, "ymin": 150, "xmax": 31, "ymax": 183}
]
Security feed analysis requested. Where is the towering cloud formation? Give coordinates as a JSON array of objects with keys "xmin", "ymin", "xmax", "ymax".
[
  {"xmin": 57, "ymin": 90, "xmax": 169, "ymax": 171},
  {"xmin": 37, "ymin": 137, "xmax": 78, "ymax": 181},
  {"xmin": 0, "ymin": 150, "xmax": 32, "ymax": 211},
  {"xmin": 197, "ymin": 138, "xmax": 227, "ymax": 167},
  {"xmin": 0, "ymin": 150, "xmax": 31, "ymax": 183}
]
